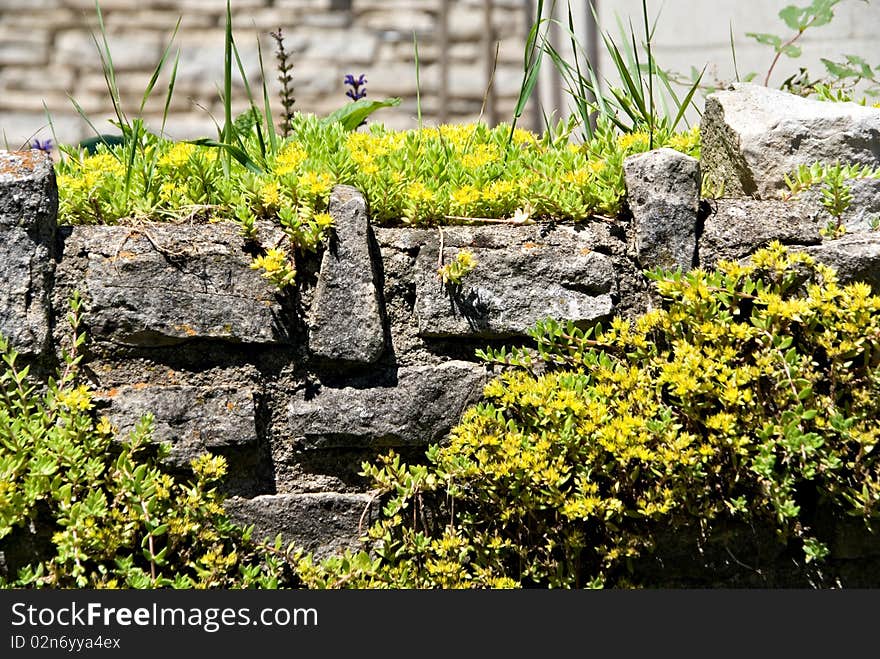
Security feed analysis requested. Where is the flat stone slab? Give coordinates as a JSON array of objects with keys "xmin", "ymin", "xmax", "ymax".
[
  {"xmin": 0, "ymin": 150, "xmax": 56, "ymax": 355},
  {"xmin": 61, "ymin": 223, "xmax": 290, "ymax": 346},
  {"xmin": 225, "ymin": 492, "xmax": 376, "ymax": 560},
  {"xmin": 701, "ymin": 83, "xmax": 880, "ymax": 199},
  {"xmin": 288, "ymin": 360, "xmax": 486, "ymax": 450},
  {"xmin": 98, "ymin": 383, "xmax": 258, "ymax": 468},
  {"xmin": 699, "ymin": 198, "xmax": 822, "ymax": 266},
  {"xmin": 307, "ymin": 185, "xmax": 385, "ymax": 364},
  {"xmin": 415, "ymin": 225, "xmax": 615, "ymax": 338}
]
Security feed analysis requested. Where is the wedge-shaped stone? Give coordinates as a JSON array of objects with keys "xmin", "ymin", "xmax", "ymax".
[
  {"xmin": 624, "ymin": 147, "xmax": 701, "ymax": 272},
  {"xmin": 64, "ymin": 223, "xmax": 289, "ymax": 346},
  {"xmin": 701, "ymin": 83, "xmax": 880, "ymax": 199},
  {"xmin": 0, "ymin": 150, "xmax": 56, "ymax": 355},
  {"xmin": 99, "ymin": 384, "xmax": 257, "ymax": 468},
  {"xmin": 308, "ymin": 185, "xmax": 385, "ymax": 364},
  {"xmin": 415, "ymin": 225, "xmax": 615, "ymax": 338},
  {"xmin": 288, "ymin": 360, "xmax": 486, "ymax": 450}
]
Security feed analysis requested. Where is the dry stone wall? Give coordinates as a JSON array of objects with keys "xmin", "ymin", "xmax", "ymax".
[{"xmin": 2, "ymin": 84, "xmax": 880, "ymax": 579}]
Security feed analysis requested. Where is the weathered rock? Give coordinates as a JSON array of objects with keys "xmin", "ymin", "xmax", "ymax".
[
  {"xmin": 59, "ymin": 223, "xmax": 291, "ymax": 346},
  {"xmin": 287, "ymin": 360, "xmax": 486, "ymax": 450},
  {"xmin": 624, "ymin": 147, "xmax": 701, "ymax": 271},
  {"xmin": 803, "ymin": 232, "xmax": 880, "ymax": 292},
  {"xmin": 98, "ymin": 383, "xmax": 258, "ymax": 468},
  {"xmin": 701, "ymin": 83, "xmax": 880, "ymax": 199},
  {"xmin": 415, "ymin": 225, "xmax": 616, "ymax": 338},
  {"xmin": 308, "ymin": 185, "xmax": 385, "ymax": 364},
  {"xmin": 0, "ymin": 150, "xmax": 56, "ymax": 355},
  {"xmin": 225, "ymin": 493, "xmax": 376, "ymax": 560},
  {"xmin": 699, "ymin": 198, "xmax": 823, "ymax": 266}
]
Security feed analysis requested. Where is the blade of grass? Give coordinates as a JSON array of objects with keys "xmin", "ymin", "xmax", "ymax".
[
  {"xmin": 92, "ymin": 0, "xmax": 126, "ymax": 130},
  {"xmin": 257, "ymin": 35, "xmax": 278, "ymax": 154},
  {"xmin": 670, "ymin": 65, "xmax": 705, "ymax": 129},
  {"xmin": 43, "ymin": 102, "xmax": 59, "ymax": 157},
  {"xmin": 67, "ymin": 94, "xmax": 122, "ymax": 160},
  {"xmin": 641, "ymin": 0, "xmax": 655, "ymax": 147},
  {"xmin": 508, "ymin": 0, "xmax": 551, "ymax": 145},
  {"xmin": 140, "ymin": 16, "xmax": 181, "ymax": 115},
  {"xmin": 160, "ymin": 49, "xmax": 180, "ymax": 139},
  {"xmin": 414, "ymin": 32, "xmax": 422, "ymax": 131},
  {"xmin": 231, "ymin": 34, "xmax": 268, "ymax": 161},
  {"xmin": 730, "ymin": 21, "xmax": 741, "ymax": 83},
  {"xmin": 222, "ymin": 0, "xmax": 234, "ymax": 172},
  {"xmin": 187, "ymin": 138, "xmax": 264, "ymax": 174},
  {"xmin": 565, "ymin": 2, "xmax": 594, "ymax": 138}
]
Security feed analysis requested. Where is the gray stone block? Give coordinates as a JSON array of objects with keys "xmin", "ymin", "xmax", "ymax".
[
  {"xmin": 701, "ymin": 83, "xmax": 880, "ymax": 200},
  {"xmin": 308, "ymin": 185, "xmax": 385, "ymax": 364},
  {"xmin": 415, "ymin": 225, "xmax": 615, "ymax": 338},
  {"xmin": 99, "ymin": 383, "xmax": 258, "ymax": 468},
  {"xmin": 804, "ymin": 232, "xmax": 880, "ymax": 293},
  {"xmin": 624, "ymin": 147, "xmax": 701, "ymax": 272},
  {"xmin": 225, "ymin": 492, "xmax": 376, "ymax": 560},
  {"xmin": 62, "ymin": 223, "xmax": 290, "ymax": 346},
  {"xmin": 699, "ymin": 198, "xmax": 822, "ymax": 267},
  {"xmin": 288, "ymin": 360, "xmax": 486, "ymax": 450},
  {"xmin": 0, "ymin": 150, "xmax": 57, "ymax": 355}
]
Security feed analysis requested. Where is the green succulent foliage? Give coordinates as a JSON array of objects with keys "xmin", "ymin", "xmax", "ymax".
[
  {"xmin": 56, "ymin": 113, "xmax": 699, "ymax": 230},
  {"xmin": 294, "ymin": 243, "xmax": 880, "ymax": 588},
  {"xmin": 0, "ymin": 294, "xmax": 291, "ymax": 589}
]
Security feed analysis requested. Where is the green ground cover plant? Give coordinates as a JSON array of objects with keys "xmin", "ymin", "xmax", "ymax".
[
  {"xmin": 6, "ymin": 0, "xmax": 880, "ymax": 590},
  {"xmin": 0, "ymin": 295, "xmax": 290, "ymax": 588},
  {"xmin": 292, "ymin": 243, "xmax": 880, "ymax": 588}
]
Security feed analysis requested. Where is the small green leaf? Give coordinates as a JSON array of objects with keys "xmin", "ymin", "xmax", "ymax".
[
  {"xmin": 321, "ymin": 97, "xmax": 401, "ymax": 132},
  {"xmin": 747, "ymin": 32, "xmax": 783, "ymax": 48}
]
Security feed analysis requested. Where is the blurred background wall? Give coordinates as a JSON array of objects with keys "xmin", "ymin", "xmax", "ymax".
[{"xmin": 0, "ymin": 0, "xmax": 878, "ymax": 149}]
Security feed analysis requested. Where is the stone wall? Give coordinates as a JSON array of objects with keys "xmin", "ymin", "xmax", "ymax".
[
  {"xmin": 2, "ymin": 83, "xmax": 880, "ymax": 584},
  {"xmin": 0, "ymin": 0, "xmax": 530, "ymax": 149}
]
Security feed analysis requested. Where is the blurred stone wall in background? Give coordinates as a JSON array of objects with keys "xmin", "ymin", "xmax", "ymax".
[
  {"xmin": 2, "ymin": 0, "xmax": 879, "ymax": 149},
  {"xmin": 0, "ymin": 0, "xmax": 530, "ymax": 148}
]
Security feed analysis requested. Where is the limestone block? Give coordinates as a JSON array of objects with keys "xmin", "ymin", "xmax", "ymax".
[
  {"xmin": 701, "ymin": 83, "xmax": 880, "ymax": 199},
  {"xmin": 415, "ymin": 225, "xmax": 615, "ymax": 339},
  {"xmin": 308, "ymin": 185, "xmax": 385, "ymax": 364},
  {"xmin": 624, "ymin": 147, "xmax": 700, "ymax": 272}
]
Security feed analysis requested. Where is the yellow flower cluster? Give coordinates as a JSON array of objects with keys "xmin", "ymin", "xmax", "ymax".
[
  {"xmin": 273, "ymin": 143, "xmax": 307, "ymax": 175},
  {"xmin": 158, "ymin": 142, "xmax": 197, "ymax": 169},
  {"xmin": 249, "ymin": 247, "xmax": 296, "ymax": 288}
]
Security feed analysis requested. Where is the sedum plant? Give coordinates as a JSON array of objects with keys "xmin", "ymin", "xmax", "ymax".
[
  {"xmin": 56, "ymin": 114, "xmax": 699, "ymax": 229},
  {"xmin": 0, "ymin": 294, "xmax": 290, "ymax": 588},
  {"xmin": 293, "ymin": 243, "xmax": 880, "ymax": 588}
]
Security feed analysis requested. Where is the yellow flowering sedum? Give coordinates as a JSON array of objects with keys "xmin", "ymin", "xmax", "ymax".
[{"xmin": 297, "ymin": 243, "xmax": 880, "ymax": 589}]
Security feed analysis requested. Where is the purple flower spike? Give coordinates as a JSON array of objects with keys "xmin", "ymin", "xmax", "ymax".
[
  {"xmin": 344, "ymin": 73, "xmax": 368, "ymax": 101},
  {"xmin": 31, "ymin": 138, "xmax": 53, "ymax": 153}
]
